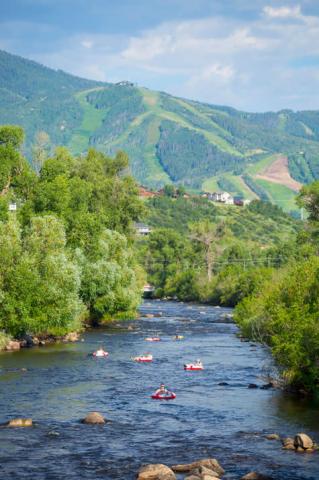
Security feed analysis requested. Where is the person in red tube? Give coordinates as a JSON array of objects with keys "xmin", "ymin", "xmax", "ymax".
[{"xmin": 155, "ymin": 383, "xmax": 169, "ymax": 396}]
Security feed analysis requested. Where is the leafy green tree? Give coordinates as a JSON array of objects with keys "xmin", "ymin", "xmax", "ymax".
[
  {"xmin": 0, "ymin": 216, "xmax": 85, "ymax": 338},
  {"xmin": 32, "ymin": 131, "xmax": 51, "ymax": 174},
  {"xmin": 163, "ymin": 184, "xmax": 175, "ymax": 197},
  {"xmin": 235, "ymin": 257, "xmax": 319, "ymax": 392},
  {"xmin": 76, "ymin": 229, "xmax": 143, "ymax": 322},
  {"xmin": 0, "ymin": 125, "xmax": 24, "ymax": 149},
  {"xmin": 190, "ymin": 220, "xmax": 230, "ymax": 281},
  {"xmin": 0, "ymin": 125, "xmax": 26, "ymax": 195},
  {"xmin": 297, "ymin": 181, "xmax": 319, "ymax": 222},
  {"xmin": 145, "ymin": 228, "xmax": 195, "ymax": 296}
]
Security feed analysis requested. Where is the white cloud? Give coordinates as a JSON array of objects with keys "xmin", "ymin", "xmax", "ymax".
[
  {"xmin": 81, "ymin": 40, "xmax": 94, "ymax": 49},
  {"xmin": 263, "ymin": 5, "xmax": 302, "ymax": 19},
  {"xmin": 7, "ymin": 2, "xmax": 319, "ymax": 111},
  {"xmin": 188, "ymin": 63, "xmax": 235, "ymax": 86}
]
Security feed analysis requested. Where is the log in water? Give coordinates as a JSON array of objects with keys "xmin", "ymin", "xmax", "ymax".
[{"xmin": 0, "ymin": 300, "xmax": 318, "ymax": 479}]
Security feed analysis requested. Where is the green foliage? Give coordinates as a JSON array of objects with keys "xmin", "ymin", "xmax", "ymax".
[
  {"xmin": 247, "ymin": 200, "xmax": 289, "ymax": 221},
  {"xmin": 139, "ymin": 195, "xmax": 299, "ymax": 305},
  {"xmin": 0, "ymin": 125, "xmax": 24, "ymax": 148},
  {"xmin": 144, "ymin": 228, "xmax": 195, "ymax": 297},
  {"xmin": 163, "ymin": 184, "xmax": 175, "ymax": 197},
  {"xmin": 297, "ymin": 181, "xmax": 319, "ymax": 222},
  {"xmin": 76, "ymin": 229, "xmax": 143, "ymax": 322},
  {"xmin": 234, "ymin": 257, "xmax": 319, "ymax": 392},
  {"xmin": 0, "ymin": 128, "xmax": 144, "ymax": 340},
  {"xmin": 208, "ymin": 265, "xmax": 273, "ymax": 307},
  {"xmin": 0, "ymin": 217, "xmax": 85, "ymax": 338},
  {"xmin": 144, "ymin": 195, "xmax": 299, "ymax": 243}
]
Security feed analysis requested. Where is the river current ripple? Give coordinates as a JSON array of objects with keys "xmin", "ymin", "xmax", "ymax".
[{"xmin": 0, "ymin": 300, "xmax": 318, "ymax": 479}]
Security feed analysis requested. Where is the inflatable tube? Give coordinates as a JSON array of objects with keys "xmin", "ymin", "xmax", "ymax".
[
  {"xmin": 133, "ymin": 355, "xmax": 153, "ymax": 362},
  {"xmin": 151, "ymin": 393, "xmax": 176, "ymax": 400},
  {"xmin": 184, "ymin": 364, "xmax": 203, "ymax": 371},
  {"xmin": 145, "ymin": 337, "xmax": 161, "ymax": 342},
  {"xmin": 92, "ymin": 351, "xmax": 109, "ymax": 357}
]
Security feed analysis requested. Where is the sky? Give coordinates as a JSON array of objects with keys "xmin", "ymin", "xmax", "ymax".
[{"xmin": 1, "ymin": 0, "xmax": 319, "ymax": 112}]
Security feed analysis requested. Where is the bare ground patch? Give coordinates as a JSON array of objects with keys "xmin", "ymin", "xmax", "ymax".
[{"xmin": 255, "ymin": 155, "xmax": 302, "ymax": 192}]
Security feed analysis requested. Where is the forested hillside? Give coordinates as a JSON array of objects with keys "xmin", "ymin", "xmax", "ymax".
[{"xmin": 1, "ymin": 49, "xmax": 319, "ymax": 210}]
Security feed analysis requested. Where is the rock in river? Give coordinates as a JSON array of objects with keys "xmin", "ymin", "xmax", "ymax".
[
  {"xmin": 5, "ymin": 340, "xmax": 20, "ymax": 351},
  {"xmin": 265, "ymin": 433, "xmax": 280, "ymax": 441},
  {"xmin": 6, "ymin": 418, "xmax": 33, "ymax": 427},
  {"xmin": 137, "ymin": 463, "xmax": 176, "ymax": 479},
  {"xmin": 294, "ymin": 433, "xmax": 314, "ymax": 450},
  {"xmin": 282, "ymin": 437, "xmax": 295, "ymax": 450},
  {"xmin": 63, "ymin": 332, "xmax": 79, "ymax": 342},
  {"xmin": 241, "ymin": 472, "xmax": 273, "ymax": 480},
  {"xmin": 171, "ymin": 459, "xmax": 224, "ymax": 476},
  {"xmin": 189, "ymin": 465, "xmax": 221, "ymax": 478},
  {"xmin": 82, "ymin": 412, "xmax": 106, "ymax": 424}
]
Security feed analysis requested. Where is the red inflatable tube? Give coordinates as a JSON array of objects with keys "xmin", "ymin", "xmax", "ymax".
[
  {"xmin": 151, "ymin": 393, "xmax": 176, "ymax": 400},
  {"xmin": 184, "ymin": 364, "xmax": 203, "ymax": 371}
]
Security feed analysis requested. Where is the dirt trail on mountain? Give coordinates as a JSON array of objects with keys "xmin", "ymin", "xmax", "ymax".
[{"xmin": 255, "ymin": 155, "xmax": 302, "ymax": 192}]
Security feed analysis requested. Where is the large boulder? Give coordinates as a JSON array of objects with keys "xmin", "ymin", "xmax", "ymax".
[
  {"xmin": 7, "ymin": 418, "xmax": 33, "ymax": 427},
  {"xmin": 63, "ymin": 332, "xmax": 79, "ymax": 342},
  {"xmin": 190, "ymin": 466, "xmax": 220, "ymax": 478},
  {"xmin": 137, "ymin": 464, "xmax": 176, "ymax": 480},
  {"xmin": 241, "ymin": 473, "xmax": 273, "ymax": 480},
  {"xmin": 171, "ymin": 459, "xmax": 224, "ymax": 476},
  {"xmin": 282, "ymin": 437, "xmax": 295, "ymax": 450},
  {"xmin": 186, "ymin": 467, "xmax": 220, "ymax": 479},
  {"xmin": 265, "ymin": 433, "xmax": 280, "ymax": 441},
  {"xmin": 5, "ymin": 340, "xmax": 20, "ymax": 351},
  {"xmin": 82, "ymin": 412, "xmax": 105, "ymax": 424},
  {"xmin": 294, "ymin": 433, "xmax": 314, "ymax": 450}
]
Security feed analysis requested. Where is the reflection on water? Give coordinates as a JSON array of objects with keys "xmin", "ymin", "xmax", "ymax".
[{"xmin": 0, "ymin": 300, "xmax": 318, "ymax": 479}]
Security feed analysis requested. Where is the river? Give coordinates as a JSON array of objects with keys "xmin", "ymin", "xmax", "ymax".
[{"xmin": 0, "ymin": 300, "xmax": 318, "ymax": 479}]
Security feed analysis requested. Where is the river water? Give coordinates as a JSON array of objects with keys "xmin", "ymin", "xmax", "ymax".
[{"xmin": 0, "ymin": 300, "xmax": 318, "ymax": 479}]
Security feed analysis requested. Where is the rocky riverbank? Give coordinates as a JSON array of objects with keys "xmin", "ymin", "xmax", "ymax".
[
  {"xmin": 136, "ymin": 443, "xmax": 318, "ymax": 480},
  {"xmin": 2, "ymin": 331, "xmax": 81, "ymax": 352},
  {"xmin": 136, "ymin": 457, "xmax": 274, "ymax": 480}
]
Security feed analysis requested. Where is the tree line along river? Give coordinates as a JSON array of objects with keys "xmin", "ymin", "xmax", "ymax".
[{"xmin": 0, "ymin": 300, "xmax": 318, "ymax": 479}]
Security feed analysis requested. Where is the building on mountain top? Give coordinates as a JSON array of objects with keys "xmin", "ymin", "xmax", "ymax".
[{"xmin": 116, "ymin": 81, "xmax": 135, "ymax": 87}]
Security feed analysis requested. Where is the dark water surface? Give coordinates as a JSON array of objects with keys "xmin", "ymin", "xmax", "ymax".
[{"xmin": 0, "ymin": 301, "xmax": 318, "ymax": 479}]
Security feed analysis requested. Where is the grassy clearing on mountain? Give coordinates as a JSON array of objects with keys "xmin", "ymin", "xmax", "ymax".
[
  {"xmin": 254, "ymin": 179, "xmax": 297, "ymax": 213},
  {"xmin": 69, "ymin": 89, "xmax": 107, "ymax": 154}
]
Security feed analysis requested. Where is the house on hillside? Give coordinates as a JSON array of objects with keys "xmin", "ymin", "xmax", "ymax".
[
  {"xmin": 135, "ymin": 222, "xmax": 152, "ymax": 235},
  {"xmin": 8, "ymin": 202, "xmax": 17, "ymax": 212},
  {"xmin": 234, "ymin": 197, "xmax": 251, "ymax": 206},
  {"xmin": 138, "ymin": 186, "xmax": 157, "ymax": 199},
  {"xmin": 210, "ymin": 192, "xmax": 234, "ymax": 205},
  {"xmin": 234, "ymin": 197, "xmax": 244, "ymax": 206}
]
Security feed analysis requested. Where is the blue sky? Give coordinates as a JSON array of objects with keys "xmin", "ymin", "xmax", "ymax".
[{"xmin": 1, "ymin": 0, "xmax": 319, "ymax": 111}]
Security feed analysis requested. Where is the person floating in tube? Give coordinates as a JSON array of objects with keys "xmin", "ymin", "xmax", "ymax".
[{"xmin": 154, "ymin": 383, "xmax": 169, "ymax": 396}]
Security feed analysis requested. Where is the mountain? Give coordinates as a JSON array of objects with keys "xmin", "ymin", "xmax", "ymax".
[{"xmin": 1, "ymin": 49, "xmax": 319, "ymax": 211}]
